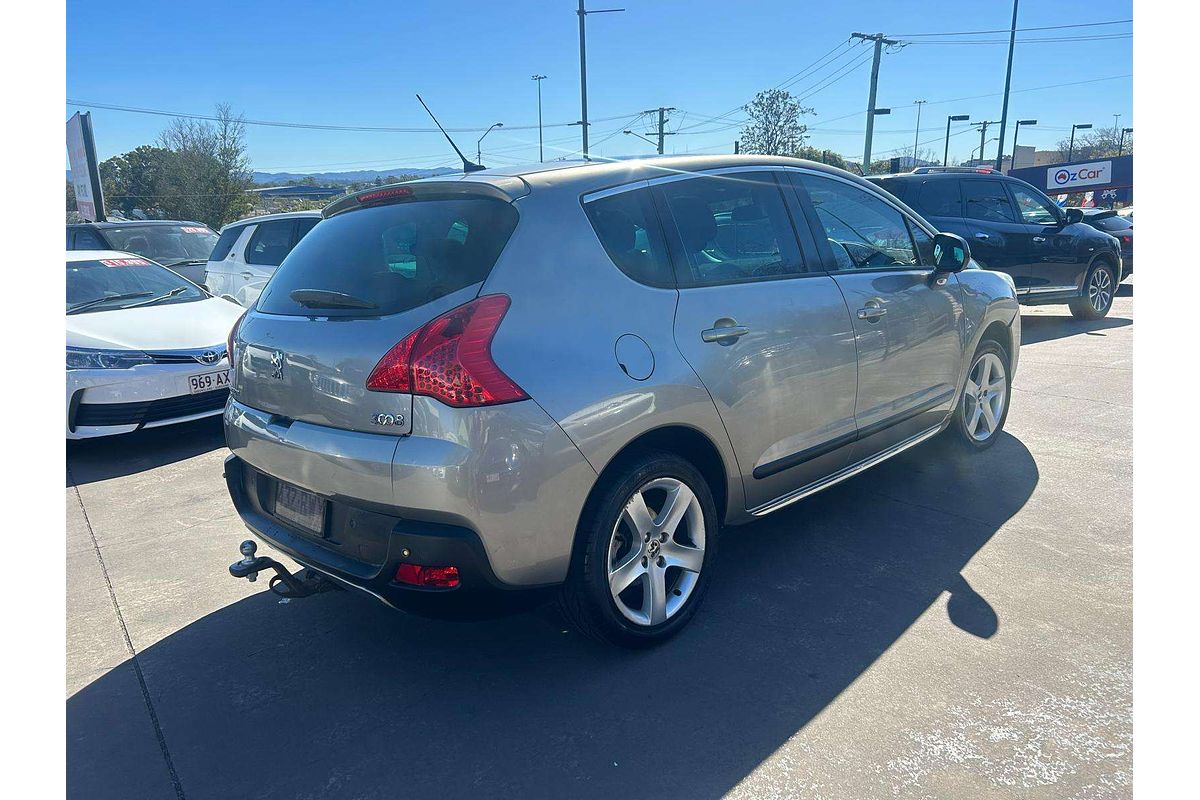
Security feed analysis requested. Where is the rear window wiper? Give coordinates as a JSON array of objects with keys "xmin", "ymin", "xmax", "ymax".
[
  {"xmin": 67, "ymin": 291, "xmax": 154, "ymax": 314},
  {"xmin": 289, "ymin": 289, "xmax": 379, "ymax": 310},
  {"xmin": 123, "ymin": 287, "xmax": 189, "ymax": 308}
]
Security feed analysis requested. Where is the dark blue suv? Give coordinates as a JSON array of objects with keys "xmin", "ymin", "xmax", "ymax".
[{"xmin": 870, "ymin": 168, "xmax": 1124, "ymax": 320}]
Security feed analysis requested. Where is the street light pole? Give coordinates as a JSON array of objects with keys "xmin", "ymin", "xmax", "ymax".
[
  {"xmin": 531, "ymin": 75, "xmax": 547, "ymax": 162},
  {"xmin": 912, "ymin": 99, "xmax": 926, "ymax": 167},
  {"xmin": 944, "ymin": 114, "xmax": 969, "ymax": 166},
  {"xmin": 1118, "ymin": 127, "xmax": 1132, "ymax": 156},
  {"xmin": 477, "ymin": 122, "xmax": 503, "ymax": 164},
  {"xmin": 993, "ymin": 0, "xmax": 1020, "ymax": 170},
  {"xmin": 1011, "ymin": 119, "xmax": 1037, "ymax": 168},
  {"xmin": 576, "ymin": 2, "xmax": 624, "ymax": 160},
  {"xmin": 1068, "ymin": 123, "xmax": 1092, "ymax": 161}
]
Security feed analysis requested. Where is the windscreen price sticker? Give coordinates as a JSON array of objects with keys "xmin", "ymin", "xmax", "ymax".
[
  {"xmin": 181, "ymin": 227, "xmax": 210, "ymax": 234},
  {"xmin": 99, "ymin": 258, "xmax": 152, "ymax": 267}
]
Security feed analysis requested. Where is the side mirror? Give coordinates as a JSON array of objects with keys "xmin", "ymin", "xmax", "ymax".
[
  {"xmin": 1065, "ymin": 207, "xmax": 1085, "ymax": 225},
  {"xmin": 933, "ymin": 232, "xmax": 970, "ymax": 272}
]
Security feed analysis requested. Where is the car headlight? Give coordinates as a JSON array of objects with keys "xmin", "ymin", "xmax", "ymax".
[{"xmin": 66, "ymin": 347, "xmax": 154, "ymax": 370}]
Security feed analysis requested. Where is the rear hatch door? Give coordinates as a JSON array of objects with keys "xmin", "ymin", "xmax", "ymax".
[{"xmin": 232, "ymin": 184, "xmax": 521, "ymax": 436}]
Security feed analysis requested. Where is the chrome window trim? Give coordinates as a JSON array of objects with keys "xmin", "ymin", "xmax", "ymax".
[{"xmin": 582, "ymin": 165, "xmax": 938, "ymax": 238}]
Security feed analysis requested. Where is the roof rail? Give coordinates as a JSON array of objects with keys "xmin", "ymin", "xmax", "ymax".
[{"xmin": 910, "ymin": 166, "xmax": 999, "ymax": 175}]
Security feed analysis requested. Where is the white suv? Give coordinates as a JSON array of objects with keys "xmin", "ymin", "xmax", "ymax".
[{"xmin": 203, "ymin": 211, "xmax": 321, "ymax": 307}]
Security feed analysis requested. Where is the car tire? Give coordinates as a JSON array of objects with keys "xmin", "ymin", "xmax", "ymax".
[
  {"xmin": 946, "ymin": 340, "xmax": 1012, "ymax": 451},
  {"xmin": 557, "ymin": 450, "xmax": 719, "ymax": 648},
  {"xmin": 1069, "ymin": 261, "xmax": 1116, "ymax": 320}
]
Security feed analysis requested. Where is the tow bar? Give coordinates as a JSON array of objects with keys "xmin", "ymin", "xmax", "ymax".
[{"xmin": 229, "ymin": 540, "xmax": 337, "ymax": 599}]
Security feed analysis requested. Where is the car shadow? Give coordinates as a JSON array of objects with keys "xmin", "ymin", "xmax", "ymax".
[
  {"xmin": 1020, "ymin": 314, "xmax": 1131, "ymax": 346},
  {"xmin": 1117, "ymin": 281, "xmax": 1133, "ymax": 297},
  {"xmin": 66, "ymin": 416, "xmax": 226, "ymax": 488},
  {"xmin": 68, "ymin": 433, "xmax": 1037, "ymax": 800}
]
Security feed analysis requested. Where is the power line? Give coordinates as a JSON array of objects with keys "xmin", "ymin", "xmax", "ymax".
[
  {"xmin": 65, "ymin": 99, "xmax": 645, "ymax": 135},
  {"xmin": 910, "ymin": 33, "xmax": 1131, "ymax": 45},
  {"xmin": 893, "ymin": 19, "xmax": 1131, "ymax": 37}
]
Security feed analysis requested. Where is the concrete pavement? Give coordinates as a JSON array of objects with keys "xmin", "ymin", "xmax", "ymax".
[{"xmin": 66, "ymin": 288, "xmax": 1132, "ymax": 799}]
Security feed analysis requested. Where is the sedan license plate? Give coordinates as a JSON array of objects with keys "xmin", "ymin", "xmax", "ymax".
[
  {"xmin": 188, "ymin": 370, "xmax": 230, "ymax": 394},
  {"xmin": 274, "ymin": 482, "xmax": 326, "ymax": 536}
]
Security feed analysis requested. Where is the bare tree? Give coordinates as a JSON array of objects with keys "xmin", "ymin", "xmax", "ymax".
[
  {"xmin": 1054, "ymin": 125, "xmax": 1132, "ymax": 162},
  {"xmin": 739, "ymin": 89, "xmax": 813, "ymax": 156},
  {"xmin": 156, "ymin": 104, "xmax": 253, "ymax": 226}
]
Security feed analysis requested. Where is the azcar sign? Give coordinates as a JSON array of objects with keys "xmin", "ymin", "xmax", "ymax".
[{"xmin": 1049, "ymin": 160, "xmax": 1111, "ymax": 191}]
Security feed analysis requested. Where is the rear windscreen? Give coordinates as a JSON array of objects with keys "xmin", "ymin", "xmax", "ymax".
[{"xmin": 256, "ymin": 197, "xmax": 518, "ymax": 317}]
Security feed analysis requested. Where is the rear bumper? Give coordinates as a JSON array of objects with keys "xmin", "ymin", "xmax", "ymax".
[
  {"xmin": 224, "ymin": 455, "xmax": 554, "ymax": 616},
  {"xmin": 223, "ymin": 396, "xmax": 597, "ymax": 595}
]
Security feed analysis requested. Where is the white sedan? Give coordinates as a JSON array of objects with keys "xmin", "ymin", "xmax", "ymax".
[{"xmin": 66, "ymin": 250, "xmax": 245, "ymax": 439}]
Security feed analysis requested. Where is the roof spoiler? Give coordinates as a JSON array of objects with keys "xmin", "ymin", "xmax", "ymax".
[{"xmin": 322, "ymin": 177, "xmax": 529, "ymax": 219}]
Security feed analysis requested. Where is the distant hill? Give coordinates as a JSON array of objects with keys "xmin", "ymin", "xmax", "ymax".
[
  {"xmin": 252, "ymin": 167, "xmax": 458, "ymax": 185},
  {"xmin": 68, "ymin": 166, "xmax": 459, "ymax": 186}
]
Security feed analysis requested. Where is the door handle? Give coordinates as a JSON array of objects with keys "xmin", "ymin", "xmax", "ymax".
[
  {"xmin": 701, "ymin": 323, "xmax": 750, "ymax": 343},
  {"xmin": 974, "ymin": 232, "xmax": 991, "ymax": 240},
  {"xmin": 857, "ymin": 306, "xmax": 887, "ymax": 321},
  {"xmin": 1032, "ymin": 235, "xmax": 1046, "ymax": 243},
  {"xmin": 240, "ymin": 271, "xmax": 254, "ymax": 279}
]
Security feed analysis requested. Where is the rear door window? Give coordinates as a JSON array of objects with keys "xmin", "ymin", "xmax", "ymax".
[
  {"xmin": 656, "ymin": 171, "xmax": 807, "ymax": 287},
  {"xmin": 963, "ymin": 180, "xmax": 1017, "ymax": 223},
  {"xmin": 917, "ymin": 179, "xmax": 963, "ymax": 217},
  {"xmin": 583, "ymin": 187, "xmax": 673, "ymax": 287},
  {"xmin": 246, "ymin": 220, "xmax": 295, "ymax": 267},
  {"xmin": 257, "ymin": 196, "xmax": 518, "ymax": 318}
]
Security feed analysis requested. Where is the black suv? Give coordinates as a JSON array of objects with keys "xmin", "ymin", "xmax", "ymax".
[{"xmin": 869, "ymin": 168, "xmax": 1124, "ymax": 319}]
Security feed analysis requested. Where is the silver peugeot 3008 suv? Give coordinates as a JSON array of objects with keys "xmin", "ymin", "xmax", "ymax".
[{"xmin": 223, "ymin": 155, "xmax": 1020, "ymax": 647}]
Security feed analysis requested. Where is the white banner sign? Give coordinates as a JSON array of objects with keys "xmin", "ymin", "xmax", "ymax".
[
  {"xmin": 66, "ymin": 112, "xmax": 104, "ymax": 221},
  {"xmin": 1047, "ymin": 160, "xmax": 1112, "ymax": 192}
]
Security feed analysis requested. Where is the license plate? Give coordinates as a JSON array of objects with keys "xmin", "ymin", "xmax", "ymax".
[
  {"xmin": 275, "ymin": 482, "xmax": 326, "ymax": 535},
  {"xmin": 188, "ymin": 370, "xmax": 230, "ymax": 394}
]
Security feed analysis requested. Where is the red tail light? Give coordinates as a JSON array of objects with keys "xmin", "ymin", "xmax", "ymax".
[
  {"xmin": 366, "ymin": 294, "xmax": 527, "ymax": 407},
  {"xmin": 395, "ymin": 563, "xmax": 460, "ymax": 588},
  {"xmin": 227, "ymin": 309, "xmax": 247, "ymax": 364}
]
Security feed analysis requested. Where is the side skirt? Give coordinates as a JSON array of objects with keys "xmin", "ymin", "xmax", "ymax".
[{"xmin": 748, "ymin": 422, "xmax": 946, "ymax": 517}]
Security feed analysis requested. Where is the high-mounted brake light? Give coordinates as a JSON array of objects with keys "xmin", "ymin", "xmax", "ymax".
[
  {"xmin": 356, "ymin": 186, "xmax": 414, "ymax": 204},
  {"xmin": 366, "ymin": 294, "xmax": 527, "ymax": 407}
]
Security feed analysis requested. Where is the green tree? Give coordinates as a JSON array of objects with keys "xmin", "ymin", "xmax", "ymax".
[
  {"xmin": 793, "ymin": 145, "xmax": 847, "ymax": 169},
  {"xmin": 739, "ymin": 89, "xmax": 813, "ymax": 156},
  {"xmin": 99, "ymin": 145, "xmax": 172, "ymax": 219}
]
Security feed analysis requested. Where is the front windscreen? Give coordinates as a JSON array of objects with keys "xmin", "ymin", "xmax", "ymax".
[
  {"xmin": 101, "ymin": 224, "xmax": 219, "ymax": 267},
  {"xmin": 66, "ymin": 258, "xmax": 205, "ymax": 314}
]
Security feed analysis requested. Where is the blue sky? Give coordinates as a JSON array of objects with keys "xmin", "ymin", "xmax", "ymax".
[{"xmin": 66, "ymin": 0, "xmax": 1132, "ymax": 173}]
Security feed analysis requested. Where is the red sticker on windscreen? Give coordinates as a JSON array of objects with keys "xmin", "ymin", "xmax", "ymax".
[
  {"xmin": 180, "ymin": 226, "xmax": 210, "ymax": 234},
  {"xmin": 99, "ymin": 258, "xmax": 152, "ymax": 267}
]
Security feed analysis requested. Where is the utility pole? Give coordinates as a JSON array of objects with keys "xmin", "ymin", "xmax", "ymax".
[
  {"xmin": 531, "ymin": 75, "xmax": 547, "ymax": 162},
  {"xmin": 974, "ymin": 121, "xmax": 998, "ymax": 165},
  {"xmin": 851, "ymin": 32, "xmax": 899, "ymax": 173},
  {"xmin": 576, "ymin": 2, "xmax": 624, "ymax": 160},
  {"xmin": 912, "ymin": 99, "xmax": 926, "ymax": 167},
  {"xmin": 993, "ymin": 0, "xmax": 1019, "ymax": 170},
  {"xmin": 641, "ymin": 106, "xmax": 677, "ymax": 154}
]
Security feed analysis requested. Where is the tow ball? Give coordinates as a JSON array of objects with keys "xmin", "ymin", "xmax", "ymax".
[{"xmin": 229, "ymin": 540, "xmax": 336, "ymax": 599}]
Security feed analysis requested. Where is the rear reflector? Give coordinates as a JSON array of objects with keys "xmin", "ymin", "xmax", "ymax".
[
  {"xmin": 367, "ymin": 294, "xmax": 527, "ymax": 407},
  {"xmin": 395, "ymin": 563, "xmax": 460, "ymax": 588}
]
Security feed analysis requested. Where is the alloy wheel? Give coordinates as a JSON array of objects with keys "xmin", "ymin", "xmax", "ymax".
[
  {"xmin": 962, "ymin": 352, "xmax": 1007, "ymax": 442},
  {"xmin": 607, "ymin": 477, "xmax": 706, "ymax": 627},
  {"xmin": 1088, "ymin": 267, "xmax": 1113, "ymax": 313}
]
